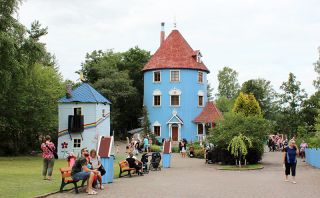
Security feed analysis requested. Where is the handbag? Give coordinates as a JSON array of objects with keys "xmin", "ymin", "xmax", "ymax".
[
  {"xmin": 46, "ymin": 144, "xmax": 58, "ymax": 159},
  {"xmin": 98, "ymin": 164, "xmax": 106, "ymax": 176}
]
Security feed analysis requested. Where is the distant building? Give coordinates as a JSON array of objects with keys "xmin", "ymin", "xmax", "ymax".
[
  {"xmin": 57, "ymin": 83, "xmax": 111, "ymax": 158},
  {"xmin": 143, "ymin": 23, "xmax": 222, "ymax": 142}
]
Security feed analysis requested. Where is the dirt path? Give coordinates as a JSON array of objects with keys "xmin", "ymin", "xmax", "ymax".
[{"xmin": 49, "ymin": 152, "xmax": 320, "ymax": 198}]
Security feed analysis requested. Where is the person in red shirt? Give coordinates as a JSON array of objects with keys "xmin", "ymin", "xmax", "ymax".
[{"xmin": 40, "ymin": 135, "xmax": 56, "ymax": 180}]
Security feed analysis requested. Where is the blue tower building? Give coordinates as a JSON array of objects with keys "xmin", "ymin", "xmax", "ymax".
[{"xmin": 143, "ymin": 24, "xmax": 222, "ymax": 142}]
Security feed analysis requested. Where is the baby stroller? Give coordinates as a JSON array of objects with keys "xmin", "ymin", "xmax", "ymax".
[
  {"xmin": 141, "ymin": 153, "xmax": 150, "ymax": 174},
  {"xmin": 149, "ymin": 152, "xmax": 161, "ymax": 171}
]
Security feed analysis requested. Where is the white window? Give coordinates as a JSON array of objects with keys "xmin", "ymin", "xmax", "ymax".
[
  {"xmin": 171, "ymin": 95, "xmax": 180, "ymax": 106},
  {"xmin": 153, "ymin": 95, "xmax": 161, "ymax": 106},
  {"xmin": 170, "ymin": 70, "xmax": 180, "ymax": 82},
  {"xmin": 153, "ymin": 121, "xmax": 161, "ymax": 136},
  {"xmin": 153, "ymin": 89, "xmax": 161, "ymax": 107},
  {"xmin": 154, "ymin": 126, "xmax": 161, "ymax": 136},
  {"xmin": 153, "ymin": 71, "xmax": 161, "ymax": 82},
  {"xmin": 74, "ymin": 139, "xmax": 81, "ymax": 148},
  {"xmin": 198, "ymin": 90, "xmax": 204, "ymax": 107},
  {"xmin": 197, "ymin": 124, "xmax": 204, "ymax": 135},
  {"xmin": 198, "ymin": 71, "xmax": 203, "ymax": 83},
  {"xmin": 198, "ymin": 96, "xmax": 204, "ymax": 107}
]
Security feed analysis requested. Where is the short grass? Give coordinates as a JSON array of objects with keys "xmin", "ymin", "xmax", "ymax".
[
  {"xmin": 0, "ymin": 155, "xmax": 126, "ymax": 198},
  {"xmin": 217, "ymin": 164, "xmax": 264, "ymax": 171}
]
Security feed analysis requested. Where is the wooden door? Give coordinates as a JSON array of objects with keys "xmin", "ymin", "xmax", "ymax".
[{"xmin": 172, "ymin": 126, "xmax": 178, "ymax": 141}]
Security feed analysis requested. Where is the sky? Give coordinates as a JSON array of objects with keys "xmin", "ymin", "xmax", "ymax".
[{"xmin": 18, "ymin": 0, "xmax": 320, "ymax": 95}]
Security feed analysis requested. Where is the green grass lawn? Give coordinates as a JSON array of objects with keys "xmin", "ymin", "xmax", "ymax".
[
  {"xmin": 217, "ymin": 164, "xmax": 264, "ymax": 171},
  {"xmin": 0, "ymin": 155, "xmax": 126, "ymax": 198}
]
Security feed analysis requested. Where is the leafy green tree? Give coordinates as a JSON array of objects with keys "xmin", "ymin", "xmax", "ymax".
[
  {"xmin": 313, "ymin": 47, "xmax": 320, "ymax": 90},
  {"xmin": 232, "ymin": 92, "xmax": 262, "ymax": 116},
  {"xmin": 217, "ymin": 67, "xmax": 240, "ymax": 99},
  {"xmin": 301, "ymin": 91, "xmax": 320, "ymax": 127},
  {"xmin": 241, "ymin": 79, "xmax": 276, "ymax": 119},
  {"xmin": 207, "ymin": 82, "xmax": 214, "ymax": 101},
  {"xmin": 278, "ymin": 73, "xmax": 307, "ymax": 138},
  {"xmin": 80, "ymin": 48, "xmax": 150, "ymax": 137},
  {"xmin": 142, "ymin": 106, "xmax": 151, "ymax": 134},
  {"xmin": 228, "ymin": 133, "xmax": 252, "ymax": 167},
  {"xmin": 0, "ymin": 0, "xmax": 64, "ymax": 154},
  {"xmin": 215, "ymin": 96, "xmax": 234, "ymax": 113}
]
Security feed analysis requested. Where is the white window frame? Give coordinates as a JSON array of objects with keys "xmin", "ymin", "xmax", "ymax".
[
  {"xmin": 170, "ymin": 95, "xmax": 180, "ymax": 107},
  {"xmin": 153, "ymin": 70, "xmax": 161, "ymax": 83},
  {"xmin": 153, "ymin": 121, "xmax": 161, "ymax": 137},
  {"xmin": 73, "ymin": 138, "xmax": 81, "ymax": 148},
  {"xmin": 170, "ymin": 70, "xmax": 180, "ymax": 82},
  {"xmin": 198, "ymin": 95, "xmax": 204, "ymax": 107},
  {"xmin": 153, "ymin": 95, "xmax": 161, "ymax": 107},
  {"xmin": 198, "ymin": 90, "xmax": 204, "ymax": 107},
  {"xmin": 198, "ymin": 71, "xmax": 203, "ymax": 83},
  {"xmin": 153, "ymin": 89, "xmax": 162, "ymax": 107},
  {"xmin": 197, "ymin": 123, "xmax": 204, "ymax": 135}
]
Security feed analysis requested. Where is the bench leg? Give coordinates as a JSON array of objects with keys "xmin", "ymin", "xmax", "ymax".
[
  {"xmin": 74, "ymin": 182, "xmax": 79, "ymax": 194},
  {"xmin": 60, "ymin": 179, "xmax": 65, "ymax": 192}
]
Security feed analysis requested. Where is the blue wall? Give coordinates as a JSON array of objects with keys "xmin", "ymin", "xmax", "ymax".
[
  {"xmin": 305, "ymin": 148, "xmax": 320, "ymax": 168},
  {"xmin": 144, "ymin": 69, "xmax": 208, "ymax": 141}
]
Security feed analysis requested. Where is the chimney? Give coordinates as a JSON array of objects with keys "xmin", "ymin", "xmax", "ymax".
[
  {"xmin": 66, "ymin": 83, "xmax": 72, "ymax": 99},
  {"xmin": 160, "ymin": 22, "xmax": 165, "ymax": 45}
]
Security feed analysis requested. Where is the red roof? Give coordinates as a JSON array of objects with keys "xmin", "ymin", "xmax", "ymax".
[
  {"xmin": 143, "ymin": 30, "xmax": 210, "ymax": 72},
  {"xmin": 193, "ymin": 102, "xmax": 223, "ymax": 123}
]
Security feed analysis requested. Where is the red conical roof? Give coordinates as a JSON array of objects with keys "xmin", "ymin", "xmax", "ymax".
[
  {"xmin": 143, "ymin": 30, "xmax": 210, "ymax": 72},
  {"xmin": 193, "ymin": 102, "xmax": 222, "ymax": 123}
]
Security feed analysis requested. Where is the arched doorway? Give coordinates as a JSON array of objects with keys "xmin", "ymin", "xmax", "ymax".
[{"xmin": 171, "ymin": 124, "xmax": 179, "ymax": 141}]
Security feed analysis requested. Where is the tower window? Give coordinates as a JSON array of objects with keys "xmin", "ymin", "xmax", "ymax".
[
  {"xmin": 170, "ymin": 70, "xmax": 180, "ymax": 82},
  {"xmin": 154, "ymin": 126, "xmax": 161, "ymax": 136},
  {"xmin": 171, "ymin": 95, "xmax": 180, "ymax": 106},
  {"xmin": 198, "ymin": 96, "xmax": 204, "ymax": 107},
  {"xmin": 198, "ymin": 72, "xmax": 203, "ymax": 83},
  {"xmin": 74, "ymin": 107, "xmax": 81, "ymax": 116},
  {"xmin": 153, "ymin": 71, "xmax": 161, "ymax": 82},
  {"xmin": 153, "ymin": 95, "xmax": 161, "ymax": 106}
]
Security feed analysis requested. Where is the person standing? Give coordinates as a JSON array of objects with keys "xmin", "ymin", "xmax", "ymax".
[
  {"xmin": 300, "ymin": 140, "xmax": 308, "ymax": 162},
  {"xmin": 40, "ymin": 135, "xmax": 55, "ymax": 180},
  {"xmin": 143, "ymin": 136, "xmax": 149, "ymax": 152},
  {"xmin": 283, "ymin": 140, "xmax": 299, "ymax": 184}
]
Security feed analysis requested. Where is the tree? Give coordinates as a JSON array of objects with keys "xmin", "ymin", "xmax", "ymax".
[
  {"xmin": 142, "ymin": 106, "xmax": 151, "ymax": 134},
  {"xmin": 228, "ymin": 133, "xmax": 252, "ymax": 167},
  {"xmin": 0, "ymin": 0, "xmax": 64, "ymax": 154},
  {"xmin": 215, "ymin": 96, "xmax": 234, "ymax": 113},
  {"xmin": 80, "ymin": 48, "xmax": 151, "ymax": 137},
  {"xmin": 217, "ymin": 67, "xmax": 240, "ymax": 99},
  {"xmin": 313, "ymin": 47, "xmax": 320, "ymax": 91},
  {"xmin": 232, "ymin": 92, "xmax": 262, "ymax": 116},
  {"xmin": 207, "ymin": 82, "xmax": 214, "ymax": 101},
  {"xmin": 241, "ymin": 79, "xmax": 276, "ymax": 119},
  {"xmin": 301, "ymin": 91, "xmax": 320, "ymax": 127},
  {"xmin": 278, "ymin": 73, "xmax": 307, "ymax": 138}
]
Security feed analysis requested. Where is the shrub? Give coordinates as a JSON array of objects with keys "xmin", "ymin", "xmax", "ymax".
[
  {"xmin": 171, "ymin": 146, "xmax": 180, "ymax": 153},
  {"xmin": 208, "ymin": 112, "xmax": 271, "ymax": 164},
  {"xmin": 151, "ymin": 145, "xmax": 161, "ymax": 152},
  {"xmin": 194, "ymin": 149, "xmax": 205, "ymax": 159}
]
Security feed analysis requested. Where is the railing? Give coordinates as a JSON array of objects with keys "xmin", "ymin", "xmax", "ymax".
[{"xmin": 305, "ymin": 148, "xmax": 320, "ymax": 168}]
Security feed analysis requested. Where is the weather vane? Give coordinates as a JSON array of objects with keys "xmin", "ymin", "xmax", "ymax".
[{"xmin": 173, "ymin": 15, "xmax": 177, "ymax": 29}]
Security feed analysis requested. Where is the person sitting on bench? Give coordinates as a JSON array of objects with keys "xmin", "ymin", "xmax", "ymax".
[
  {"xmin": 126, "ymin": 153, "xmax": 143, "ymax": 176},
  {"xmin": 71, "ymin": 148, "xmax": 99, "ymax": 195}
]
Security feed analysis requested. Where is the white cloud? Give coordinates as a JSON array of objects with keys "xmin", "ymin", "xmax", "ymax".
[{"xmin": 19, "ymin": 0, "xmax": 320, "ymax": 94}]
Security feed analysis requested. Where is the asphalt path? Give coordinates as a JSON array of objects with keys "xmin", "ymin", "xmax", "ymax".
[{"xmin": 49, "ymin": 151, "xmax": 320, "ymax": 198}]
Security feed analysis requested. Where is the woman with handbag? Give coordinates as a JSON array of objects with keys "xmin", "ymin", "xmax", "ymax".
[
  {"xmin": 89, "ymin": 149, "xmax": 105, "ymax": 190},
  {"xmin": 40, "ymin": 135, "xmax": 56, "ymax": 180}
]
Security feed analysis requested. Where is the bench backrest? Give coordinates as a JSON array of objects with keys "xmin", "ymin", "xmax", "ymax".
[
  {"xmin": 60, "ymin": 167, "xmax": 72, "ymax": 178},
  {"xmin": 119, "ymin": 160, "xmax": 129, "ymax": 170}
]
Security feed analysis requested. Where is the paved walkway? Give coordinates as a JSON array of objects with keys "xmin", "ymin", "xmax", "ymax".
[{"xmin": 50, "ymin": 152, "xmax": 320, "ymax": 198}]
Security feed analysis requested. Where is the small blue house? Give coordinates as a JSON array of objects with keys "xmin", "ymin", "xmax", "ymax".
[
  {"xmin": 57, "ymin": 83, "xmax": 111, "ymax": 158},
  {"xmin": 143, "ymin": 24, "xmax": 222, "ymax": 142}
]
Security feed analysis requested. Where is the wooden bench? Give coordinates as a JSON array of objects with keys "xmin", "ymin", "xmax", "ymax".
[
  {"xmin": 59, "ymin": 167, "xmax": 86, "ymax": 193},
  {"xmin": 119, "ymin": 160, "xmax": 135, "ymax": 178}
]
